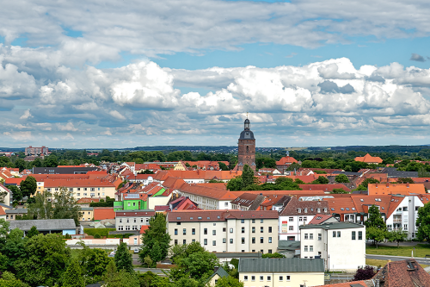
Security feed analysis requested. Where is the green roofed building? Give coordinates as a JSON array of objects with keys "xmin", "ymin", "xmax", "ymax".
[{"xmin": 238, "ymin": 258, "xmax": 324, "ymax": 287}]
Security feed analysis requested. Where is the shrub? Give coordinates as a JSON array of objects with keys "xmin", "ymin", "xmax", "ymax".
[{"xmin": 84, "ymin": 228, "xmax": 116, "ymax": 238}]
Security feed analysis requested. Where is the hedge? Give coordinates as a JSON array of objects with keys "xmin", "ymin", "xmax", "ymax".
[{"xmin": 84, "ymin": 228, "xmax": 116, "ymax": 238}]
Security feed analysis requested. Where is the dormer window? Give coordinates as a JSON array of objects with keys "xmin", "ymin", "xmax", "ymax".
[
  {"xmin": 324, "ymin": 208, "xmax": 327, "ymax": 212},
  {"xmin": 317, "ymin": 208, "xmax": 321, "ymax": 213},
  {"xmin": 304, "ymin": 208, "xmax": 308, "ymax": 213},
  {"xmin": 298, "ymin": 208, "xmax": 301, "ymax": 213}
]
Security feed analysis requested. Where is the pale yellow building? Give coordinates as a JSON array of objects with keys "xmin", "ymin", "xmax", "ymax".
[
  {"xmin": 238, "ymin": 258, "xmax": 325, "ymax": 287},
  {"xmin": 167, "ymin": 210, "xmax": 279, "ymax": 254},
  {"xmin": 80, "ymin": 207, "xmax": 94, "ymax": 221}
]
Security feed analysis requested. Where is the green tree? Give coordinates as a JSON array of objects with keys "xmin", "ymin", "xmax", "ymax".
[
  {"xmin": 139, "ymin": 213, "xmax": 171, "ymax": 267},
  {"xmin": 14, "ymin": 233, "xmax": 70, "ymax": 286},
  {"xmin": 26, "ymin": 226, "xmax": 39, "ymax": 238},
  {"xmin": 115, "ymin": 242, "xmax": 133, "ymax": 273},
  {"xmin": 416, "ymin": 202, "xmax": 430, "ymax": 242},
  {"xmin": 330, "ymin": 188, "xmax": 349, "ymax": 194},
  {"xmin": 62, "ymin": 258, "xmax": 85, "ymax": 287},
  {"xmin": 356, "ymin": 178, "xmax": 380, "ymax": 190},
  {"xmin": 8, "ymin": 185, "xmax": 22, "ymax": 202},
  {"xmin": 365, "ymin": 205, "xmax": 387, "ymax": 230},
  {"xmin": 77, "ymin": 243, "xmax": 112, "ymax": 283},
  {"xmin": 0, "ymin": 271, "xmax": 29, "ymax": 287},
  {"xmin": 19, "ymin": 176, "xmax": 37, "ymax": 198},
  {"xmin": 226, "ymin": 177, "xmax": 242, "ymax": 191},
  {"xmin": 178, "ymin": 248, "xmax": 219, "ymax": 279},
  {"xmin": 215, "ymin": 276, "xmax": 244, "ymax": 287},
  {"xmin": 241, "ymin": 164, "xmax": 255, "ymax": 189},
  {"xmin": 26, "ymin": 191, "xmax": 53, "ymax": 220},
  {"xmin": 103, "ymin": 261, "xmax": 139, "ymax": 287},
  {"xmin": 335, "ymin": 174, "xmax": 349, "ymax": 183},
  {"xmin": 387, "ymin": 229, "xmax": 408, "ymax": 247},
  {"xmin": 0, "ymin": 252, "xmax": 8, "ymax": 272},
  {"xmin": 1, "ymin": 228, "xmax": 27, "ymax": 272},
  {"xmin": 366, "ymin": 227, "xmax": 387, "ymax": 248},
  {"xmin": 53, "ymin": 187, "xmax": 82, "ymax": 225},
  {"xmin": 261, "ymin": 252, "xmax": 285, "ymax": 258},
  {"xmin": 312, "ymin": 176, "xmax": 329, "ymax": 184},
  {"xmin": 14, "ymin": 159, "xmax": 26, "ymax": 172},
  {"xmin": 0, "ymin": 219, "xmax": 10, "ymax": 248},
  {"xmin": 218, "ymin": 162, "xmax": 229, "ymax": 171},
  {"xmin": 44, "ymin": 154, "xmax": 58, "ymax": 167},
  {"xmin": 397, "ymin": 177, "xmax": 414, "ymax": 184}
]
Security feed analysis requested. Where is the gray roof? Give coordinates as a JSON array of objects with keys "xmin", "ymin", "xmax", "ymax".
[
  {"xmin": 209, "ymin": 267, "xmax": 229, "ymax": 280},
  {"xmin": 81, "ymin": 207, "xmax": 94, "ymax": 211},
  {"xmin": 381, "ymin": 167, "xmax": 418, "ymax": 178},
  {"xmin": 239, "ymin": 130, "xmax": 255, "ymax": 140},
  {"xmin": 239, "ymin": 258, "xmax": 324, "ymax": 273},
  {"xmin": 0, "ymin": 203, "xmax": 13, "ymax": 209},
  {"xmin": 299, "ymin": 222, "xmax": 364, "ymax": 230},
  {"xmin": 9, "ymin": 219, "xmax": 76, "ymax": 231},
  {"xmin": 5, "ymin": 209, "xmax": 28, "ymax": 214},
  {"xmin": 278, "ymin": 240, "xmax": 301, "ymax": 251}
]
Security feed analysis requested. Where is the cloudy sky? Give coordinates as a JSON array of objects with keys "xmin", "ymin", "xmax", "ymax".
[{"xmin": 2, "ymin": 0, "xmax": 430, "ymax": 148}]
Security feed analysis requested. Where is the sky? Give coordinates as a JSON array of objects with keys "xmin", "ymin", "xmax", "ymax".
[{"xmin": 2, "ymin": 0, "xmax": 430, "ymax": 148}]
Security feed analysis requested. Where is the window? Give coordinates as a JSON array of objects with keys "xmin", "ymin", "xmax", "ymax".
[
  {"xmin": 286, "ymin": 275, "xmax": 291, "ymax": 281},
  {"xmin": 304, "ymin": 245, "xmax": 308, "ymax": 252},
  {"xmin": 299, "ymin": 217, "xmax": 303, "ymax": 221},
  {"xmin": 213, "ymin": 240, "xmax": 216, "ymax": 246},
  {"xmin": 134, "ymin": 218, "xmax": 137, "ymax": 223},
  {"xmin": 318, "ymin": 233, "xmax": 322, "ymax": 240},
  {"xmin": 304, "ymin": 233, "xmax": 308, "ymax": 240},
  {"xmin": 223, "ymin": 238, "xmax": 226, "ymax": 243},
  {"xmin": 244, "ymin": 276, "xmax": 248, "ymax": 281},
  {"xmin": 118, "ymin": 226, "xmax": 123, "ymax": 231},
  {"xmin": 279, "ymin": 276, "xmax": 283, "ymax": 281},
  {"xmin": 304, "ymin": 216, "xmax": 307, "ymax": 222},
  {"xmin": 310, "ymin": 233, "xmax": 313, "ymax": 240},
  {"xmin": 213, "ymin": 230, "xmax": 216, "ymax": 235},
  {"xmin": 125, "ymin": 226, "xmax": 130, "ymax": 231},
  {"xmin": 404, "ymin": 224, "xmax": 408, "ymax": 230},
  {"xmin": 77, "ymin": 193, "xmax": 80, "ymax": 196},
  {"xmin": 183, "ymin": 239, "xmax": 186, "ymax": 245},
  {"xmin": 260, "ymin": 276, "xmax": 264, "ymax": 282},
  {"xmin": 403, "ymin": 207, "xmax": 408, "ymax": 211},
  {"xmin": 119, "ymin": 219, "xmax": 122, "ymax": 223},
  {"xmin": 251, "ymin": 276, "xmax": 255, "ymax": 282},
  {"xmin": 204, "ymin": 228, "xmax": 208, "ymax": 235},
  {"xmin": 268, "ymin": 249, "xmax": 272, "ymax": 253},
  {"xmin": 267, "ymin": 276, "xmax": 271, "ymax": 281},
  {"xmin": 310, "ymin": 245, "xmax": 313, "ymax": 252},
  {"xmin": 289, "ymin": 226, "xmax": 293, "ymax": 230},
  {"xmin": 268, "ymin": 237, "xmax": 272, "ymax": 243},
  {"xmin": 252, "ymin": 237, "xmax": 255, "ymax": 244},
  {"xmin": 174, "ymin": 239, "xmax": 178, "ymax": 245},
  {"xmin": 358, "ymin": 230, "xmax": 363, "ymax": 240},
  {"xmin": 252, "ymin": 219, "xmax": 255, "ymax": 223},
  {"xmin": 260, "ymin": 227, "xmax": 264, "ymax": 233},
  {"xmin": 289, "ymin": 217, "xmax": 293, "ymax": 222},
  {"xmin": 230, "ymin": 239, "xmax": 233, "ymax": 244},
  {"xmin": 260, "ymin": 219, "xmax": 263, "ymax": 223},
  {"xmin": 230, "ymin": 228, "xmax": 233, "ymax": 233},
  {"xmin": 260, "ymin": 237, "xmax": 264, "ymax": 243},
  {"xmin": 192, "ymin": 228, "xmax": 195, "ymax": 235},
  {"xmin": 241, "ymin": 227, "xmax": 245, "ymax": 233},
  {"xmin": 241, "ymin": 237, "xmax": 245, "ymax": 244},
  {"xmin": 223, "ymin": 228, "xmax": 226, "ymax": 232},
  {"xmin": 252, "ymin": 227, "xmax": 255, "ymax": 233},
  {"xmin": 174, "ymin": 229, "xmax": 178, "ymax": 235},
  {"xmin": 183, "ymin": 229, "xmax": 186, "ymax": 235},
  {"xmin": 268, "ymin": 226, "xmax": 272, "ymax": 233},
  {"xmin": 352, "ymin": 231, "xmax": 356, "ymax": 240},
  {"xmin": 333, "ymin": 231, "xmax": 336, "ymax": 237},
  {"xmin": 204, "ymin": 239, "xmax": 207, "ymax": 245},
  {"xmin": 337, "ymin": 231, "xmax": 341, "ymax": 237},
  {"xmin": 241, "ymin": 219, "xmax": 245, "ymax": 223}
]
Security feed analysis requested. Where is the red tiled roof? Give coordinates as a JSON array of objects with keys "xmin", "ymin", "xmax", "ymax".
[
  {"xmin": 321, "ymin": 281, "xmax": 370, "ymax": 287},
  {"xmin": 178, "ymin": 184, "xmax": 237, "ymax": 200},
  {"xmin": 140, "ymin": 225, "xmax": 149, "ymax": 234},
  {"xmin": 368, "ymin": 183, "xmax": 426, "ymax": 195},
  {"xmin": 77, "ymin": 198, "xmax": 100, "ymax": 204},
  {"xmin": 276, "ymin": 156, "xmax": 298, "ymax": 165},
  {"xmin": 281, "ymin": 197, "xmax": 330, "ymax": 216},
  {"xmin": 308, "ymin": 214, "xmax": 334, "ymax": 225},
  {"xmin": 299, "ymin": 184, "xmax": 351, "ymax": 192},
  {"xmin": 115, "ymin": 210, "xmax": 156, "ymax": 217},
  {"xmin": 0, "ymin": 207, "xmax": 5, "ymax": 216},
  {"xmin": 195, "ymin": 183, "xmax": 227, "ymax": 190},
  {"xmin": 373, "ymin": 259, "xmax": 430, "ymax": 286},
  {"xmin": 355, "ymin": 153, "xmax": 383, "ymax": 164},
  {"xmin": 93, "ymin": 207, "xmax": 115, "ymax": 220},
  {"xmin": 168, "ymin": 210, "xmax": 278, "ymax": 222}
]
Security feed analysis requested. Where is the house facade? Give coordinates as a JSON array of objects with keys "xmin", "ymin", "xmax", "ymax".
[
  {"xmin": 167, "ymin": 210, "xmax": 279, "ymax": 254},
  {"xmin": 299, "ymin": 222, "xmax": 366, "ymax": 271},
  {"xmin": 115, "ymin": 210, "xmax": 156, "ymax": 232}
]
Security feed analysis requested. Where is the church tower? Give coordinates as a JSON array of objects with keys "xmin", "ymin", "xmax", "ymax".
[{"xmin": 237, "ymin": 117, "xmax": 256, "ymax": 171}]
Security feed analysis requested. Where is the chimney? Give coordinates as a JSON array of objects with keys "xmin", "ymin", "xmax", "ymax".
[{"xmin": 407, "ymin": 183, "xmax": 409, "ymax": 188}]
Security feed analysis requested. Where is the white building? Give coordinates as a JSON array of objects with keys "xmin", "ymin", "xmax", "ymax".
[
  {"xmin": 175, "ymin": 185, "xmax": 236, "ymax": 210},
  {"xmin": 299, "ymin": 222, "xmax": 366, "ymax": 271},
  {"xmin": 279, "ymin": 197, "xmax": 330, "ymax": 241}
]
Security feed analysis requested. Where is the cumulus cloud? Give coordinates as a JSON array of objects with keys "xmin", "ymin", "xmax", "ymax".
[
  {"xmin": 410, "ymin": 53, "xmax": 426, "ymax": 62},
  {"xmin": 20, "ymin": 109, "xmax": 32, "ymax": 120}
]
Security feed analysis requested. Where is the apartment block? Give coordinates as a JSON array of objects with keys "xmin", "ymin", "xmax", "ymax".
[
  {"xmin": 115, "ymin": 210, "xmax": 155, "ymax": 232},
  {"xmin": 167, "ymin": 210, "xmax": 279, "ymax": 254}
]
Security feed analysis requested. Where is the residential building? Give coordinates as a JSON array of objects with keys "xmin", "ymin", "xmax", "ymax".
[
  {"xmin": 236, "ymin": 117, "xmax": 256, "ymax": 172},
  {"xmin": 276, "ymin": 152, "xmax": 298, "ymax": 174},
  {"xmin": 93, "ymin": 207, "xmax": 115, "ymax": 221},
  {"xmin": 167, "ymin": 210, "xmax": 279, "ymax": 254},
  {"xmin": 299, "ymin": 222, "xmax": 366, "ymax": 271},
  {"xmin": 25, "ymin": 146, "xmax": 49, "ymax": 156},
  {"xmin": 207, "ymin": 267, "xmax": 230, "ymax": 286},
  {"xmin": 32, "ymin": 166, "xmax": 97, "ymax": 174},
  {"xmin": 372, "ymin": 259, "xmax": 430, "ymax": 286},
  {"xmin": 5, "ymin": 209, "xmax": 27, "ymax": 221},
  {"xmin": 0, "ymin": 184, "xmax": 11, "ymax": 206},
  {"xmin": 279, "ymin": 197, "xmax": 330, "ymax": 241},
  {"xmin": 80, "ymin": 207, "xmax": 94, "ymax": 221},
  {"xmin": 238, "ymin": 258, "xmax": 324, "ymax": 287},
  {"xmin": 176, "ymin": 184, "xmax": 237, "ymax": 210},
  {"xmin": 115, "ymin": 210, "xmax": 156, "ymax": 232},
  {"xmin": 354, "ymin": 153, "xmax": 383, "ymax": 164}
]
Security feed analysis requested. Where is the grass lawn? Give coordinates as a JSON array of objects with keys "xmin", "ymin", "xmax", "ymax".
[
  {"xmin": 366, "ymin": 258, "xmax": 429, "ymax": 268},
  {"xmin": 366, "ymin": 244, "xmax": 430, "ymax": 258}
]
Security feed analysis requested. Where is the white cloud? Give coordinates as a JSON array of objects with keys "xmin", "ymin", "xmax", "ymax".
[
  {"xmin": 20, "ymin": 109, "xmax": 32, "ymax": 120},
  {"xmin": 109, "ymin": 110, "xmax": 126, "ymax": 120},
  {"xmin": 57, "ymin": 122, "xmax": 78, "ymax": 131}
]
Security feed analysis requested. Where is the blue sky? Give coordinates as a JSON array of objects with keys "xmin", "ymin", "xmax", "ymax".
[{"xmin": 1, "ymin": 0, "xmax": 430, "ymax": 148}]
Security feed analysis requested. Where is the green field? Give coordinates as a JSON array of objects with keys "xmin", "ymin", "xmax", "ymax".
[
  {"xmin": 367, "ymin": 244, "xmax": 430, "ymax": 258},
  {"xmin": 366, "ymin": 258, "xmax": 428, "ymax": 268}
]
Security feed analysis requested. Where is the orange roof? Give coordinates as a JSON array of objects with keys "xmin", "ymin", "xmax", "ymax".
[
  {"xmin": 195, "ymin": 183, "xmax": 227, "ymax": 190},
  {"xmin": 413, "ymin": 178, "xmax": 430, "ymax": 183},
  {"xmin": 309, "ymin": 214, "xmax": 334, "ymax": 224},
  {"xmin": 162, "ymin": 177, "xmax": 187, "ymax": 190},
  {"xmin": 354, "ymin": 153, "xmax": 383, "ymax": 164},
  {"xmin": 276, "ymin": 156, "xmax": 298, "ymax": 165},
  {"xmin": 93, "ymin": 207, "xmax": 115, "ymax": 220},
  {"xmin": 299, "ymin": 184, "xmax": 351, "ymax": 192},
  {"xmin": 140, "ymin": 225, "xmax": 149, "ymax": 234},
  {"xmin": 283, "ymin": 175, "xmax": 319, "ymax": 183},
  {"xmin": 77, "ymin": 198, "xmax": 100, "ymax": 204},
  {"xmin": 43, "ymin": 178, "xmax": 116, "ymax": 188},
  {"xmin": 321, "ymin": 281, "xmax": 369, "ymax": 287},
  {"xmin": 4, "ymin": 177, "xmax": 26, "ymax": 185},
  {"xmin": 0, "ymin": 207, "xmax": 5, "ymax": 216},
  {"xmin": 178, "ymin": 184, "xmax": 237, "ymax": 200},
  {"xmin": 154, "ymin": 170, "xmax": 242, "ymax": 181},
  {"xmin": 368, "ymin": 183, "xmax": 426, "ymax": 195}
]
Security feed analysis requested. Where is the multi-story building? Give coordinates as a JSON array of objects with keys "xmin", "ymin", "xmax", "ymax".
[
  {"xmin": 299, "ymin": 222, "xmax": 366, "ymax": 271},
  {"xmin": 278, "ymin": 197, "xmax": 330, "ymax": 241},
  {"xmin": 25, "ymin": 146, "xmax": 49, "ymax": 156},
  {"xmin": 167, "ymin": 210, "xmax": 279, "ymax": 254},
  {"xmin": 238, "ymin": 258, "xmax": 324, "ymax": 287},
  {"xmin": 115, "ymin": 210, "xmax": 156, "ymax": 232},
  {"xmin": 175, "ymin": 184, "xmax": 236, "ymax": 210},
  {"xmin": 80, "ymin": 207, "xmax": 94, "ymax": 221}
]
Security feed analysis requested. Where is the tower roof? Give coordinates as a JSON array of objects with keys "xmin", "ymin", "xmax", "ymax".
[{"xmin": 239, "ymin": 130, "xmax": 255, "ymax": 140}]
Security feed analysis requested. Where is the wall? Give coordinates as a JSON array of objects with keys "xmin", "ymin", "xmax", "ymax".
[{"xmin": 239, "ymin": 272, "xmax": 324, "ymax": 287}]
